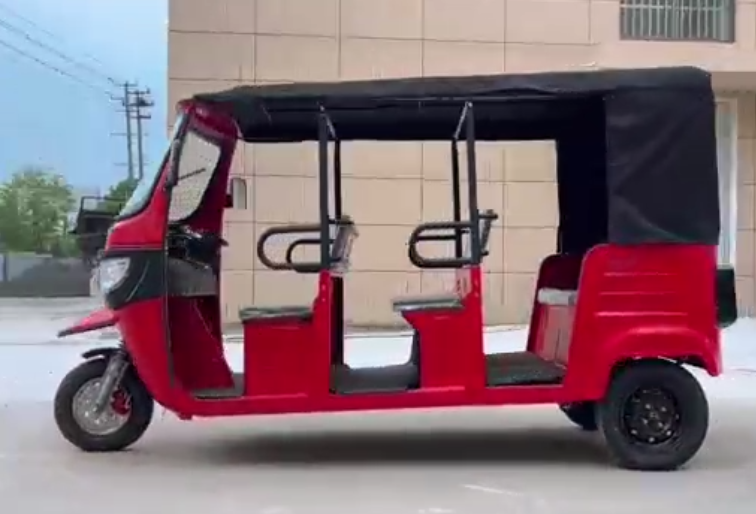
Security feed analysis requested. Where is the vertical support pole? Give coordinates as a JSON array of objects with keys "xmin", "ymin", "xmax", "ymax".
[
  {"xmin": 332, "ymin": 140, "xmax": 344, "ymax": 365},
  {"xmin": 317, "ymin": 112, "xmax": 331, "ymax": 268},
  {"xmin": 450, "ymin": 141, "xmax": 463, "ymax": 259},
  {"xmin": 465, "ymin": 102, "xmax": 481, "ymax": 264}
]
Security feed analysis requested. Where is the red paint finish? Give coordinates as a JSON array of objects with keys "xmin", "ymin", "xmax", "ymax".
[
  {"xmin": 84, "ymin": 104, "xmax": 723, "ymax": 423},
  {"xmin": 399, "ymin": 267, "xmax": 486, "ymax": 390},
  {"xmin": 243, "ymin": 273, "xmax": 333, "ymax": 397},
  {"xmin": 57, "ymin": 308, "xmax": 118, "ymax": 337}
]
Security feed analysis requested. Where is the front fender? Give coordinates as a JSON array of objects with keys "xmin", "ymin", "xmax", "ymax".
[
  {"xmin": 58, "ymin": 308, "xmax": 118, "ymax": 338},
  {"xmin": 81, "ymin": 346, "xmax": 124, "ymax": 361}
]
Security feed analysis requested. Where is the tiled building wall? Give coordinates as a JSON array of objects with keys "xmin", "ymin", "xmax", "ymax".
[
  {"xmin": 169, "ymin": 0, "xmax": 756, "ymax": 324},
  {"xmin": 736, "ymin": 95, "xmax": 756, "ymax": 316}
]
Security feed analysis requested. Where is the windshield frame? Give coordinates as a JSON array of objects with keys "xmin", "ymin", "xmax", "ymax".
[{"xmin": 114, "ymin": 112, "xmax": 188, "ymax": 221}]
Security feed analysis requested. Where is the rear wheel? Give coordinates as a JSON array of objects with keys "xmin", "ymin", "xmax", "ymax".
[
  {"xmin": 54, "ymin": 358, "xmax": 154, "ymax": 452},
  {"xmin": 559, "ymin": 402, "xmax": 598, "ymax": 431},
  {"xmin": 598, "ymin": 360, "xmax": 708, "ymax": 471}
]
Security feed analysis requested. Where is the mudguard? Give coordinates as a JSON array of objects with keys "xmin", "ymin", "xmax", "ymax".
[
  {"xmin": 57, "ymin": 308, "xmax": 119, "ymax": 338},
  {"xmin": 81, "ymin": 347, "xmax": 122, "ymax": 361}
]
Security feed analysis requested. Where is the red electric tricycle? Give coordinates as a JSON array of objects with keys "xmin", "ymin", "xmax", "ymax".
[{"xmin": 54, "ymin": 66, "xmax": 736, "ymax": 470}]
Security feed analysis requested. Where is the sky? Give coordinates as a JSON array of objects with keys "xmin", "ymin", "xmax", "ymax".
[{"xmin": 0, "ymin": 0, "xmax": 168, "ymax": 192}]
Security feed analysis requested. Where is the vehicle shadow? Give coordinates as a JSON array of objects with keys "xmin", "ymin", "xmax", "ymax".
[{"xmin": 182, "ymin": 426, "xmax": 610, "ymax": 468}]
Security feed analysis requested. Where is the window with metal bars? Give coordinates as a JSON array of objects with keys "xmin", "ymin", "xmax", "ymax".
[{"xmin": 620, "ymin": 0, "xmax": 736, "ymax": 42}]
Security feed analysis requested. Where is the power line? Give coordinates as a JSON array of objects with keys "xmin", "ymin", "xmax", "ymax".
[
  {"xmin": 0, "ymin": 36, "xmax": 117, "ymax": 100},
  {"xmin": 0, "ymin": 1, "xmax": 114, "ymax": 74},
  {"xmin": 0, "ymin": 17, "xmax": 121, "ymax": 87}
]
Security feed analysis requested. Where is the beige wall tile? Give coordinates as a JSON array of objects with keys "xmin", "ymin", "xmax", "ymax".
[
  {"xmin": 738, "ymin": 139, "xmax": 756, "ymax": 185},
  {"xmin": 256, "ymin": 0, "xmax": 339, "ymax": 36},
  {"xmin": 423, "ymin": 0, "xmax": 505, "ymax": 42},
  {"xmin": 423, "ymin": 41, "xmax": 505, "ymax": 76},
  {"xmin": 256, "ymin": 35, "xmax": 338, "ymax": 82},
  {"xmin": 340, "ymin": 38, "xmax": 423, "ymax": 80},
  {"xmin": 503, "ymin": 272, "xmax": 537, "ymax": 324},
  {"xmin": 349, "ymin": 225, "xmax": 415, "ymax": 271},
  {"xmin": 343, "ymin": 178, "xmax": 422, "ymax": 225},
  {"xmin": 736, "ymin": 276, "xmax": 755, "ymax": 317},
  {"xmin": 482, "ymin": 272, "xmax": 506, "ymax": 325},
  {"xmin": 738, "ymin": 95, "xmax": 756, "ymax": 139},
  {"xmin": 341, "ymin": 142, "xmax": 422, "ymax": 179},
  {"xmin": 169, "ymin": 32, "xmax": 255, "ymax": 80},
  {"xmin": 505, "ymin": 43, "xmax": 595, "ymax": 73},
  {"xmin": 423, "ymin": 142, "xmax": 505, "ymax": 182},
  {"xmin": 504, "ymin": 182, "xmax": 559, "ymax": 228},
  {"xmin": 504, "ymin": 141, "xmax": 557, "ymax": 182},
  {"xmin": 344, "ymin": 272, "xmax": 422, "ymax": 325},
  {"xmin": 738, "ymin": 184, "xmax": 755, "ymax": 230},
  {"xmin": 503, "ymin": 227, "xmax": 556, "ymax": 273},
  {"xmin": 341, "ymin": 0, "xmax": 423, "ymax": 39},
  {"xmin": 221, "ymin": 270, "xmax": 254, "ymax": 322},
  {"xmin": 736, "ymin": 229, "xmax": 754, "ymax": 277},
  {"xmin": 169, "ymin": 0, "xmax": 256, "ymax": 33},
  {"xmin": 506, "ymin": 0, "xmax": 590, "ymax": 44},
  {"xmin": 254, "ymin": 176, "xmax": 319, "ymax": 223},
  {"xmin": 735, "ymin": 2, "xmax": 756, "ymax": 51},
  {"xmin": 222, "ymin": 222, "xmax": 256, "ymax": 270},
  {"xmin": 589, "ymin": 0, "xmax": 620, "ymax": 44},
  {"xmin": 253, "ymin": 270, "xmax": 318, "ymax": 306},
  {"xmin": 253, "ymin": 142, "xmax": 319, "ymax": 177},
  {"xmin": 422, "ymin": 180, "xmax": 504, "ymax": 224}
]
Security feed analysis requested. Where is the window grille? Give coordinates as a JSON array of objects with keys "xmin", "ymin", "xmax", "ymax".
[{"xmin": 620, "ymin": 0, "xmax": 735, "ymax": 42}]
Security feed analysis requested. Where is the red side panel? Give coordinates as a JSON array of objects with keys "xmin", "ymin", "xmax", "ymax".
[{"xmin": 57, "ymin": 308, "xmax": 119, "ymax": 338}]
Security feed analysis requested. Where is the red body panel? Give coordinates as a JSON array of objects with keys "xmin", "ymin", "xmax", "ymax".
[
  {"xmin": 98, "ymin": 105, "xmax": 723, "ymax": 420},
  {"xmin": 58, "ymin": 308, "xmax": 118, "ymax": 337}
]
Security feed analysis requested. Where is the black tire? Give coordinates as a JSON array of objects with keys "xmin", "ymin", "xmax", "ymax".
[
  {"xmin": 54, "ymin": 358, "xmax": 154, "ymax": 452},
  {"xmin": 598, "ymin": 360, "xmax": 709, "ymax": 471},
  {"xmin": 559, "ymin": 402, "xmax": 598, "ymax": 431}
]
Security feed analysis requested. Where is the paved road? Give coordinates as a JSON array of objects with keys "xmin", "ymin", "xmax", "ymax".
[
  {"xmin": 4, "ymin": 299, "xmax": 756, "ymax": 513},
  {"xmin": 2, "ymin": 401, "xmax": 756, "ymax": 514}
]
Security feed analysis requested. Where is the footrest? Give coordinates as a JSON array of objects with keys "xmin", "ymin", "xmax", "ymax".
[
  {"xmin": 239, "ymin": 305, "xmax": 313, "ymax": 323},
  {"xmin": 391, "ymin": 294, "xmax": 462, "ymax": 313}
]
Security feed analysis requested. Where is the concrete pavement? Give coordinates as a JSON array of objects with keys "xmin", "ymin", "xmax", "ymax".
[
  {"xmin": 4, "ymin": 298, "xmax": 756, "ymax": 513},
  {"xmin": 2, "ymin": 401, "xmax": 756, "ymax": 514}
]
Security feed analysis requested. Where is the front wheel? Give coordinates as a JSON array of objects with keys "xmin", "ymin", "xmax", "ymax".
[
  {"xmin": 54, "ymin": 358, "xmax": 154, "ymax": 452},
  {"xmin": 598, "ymin": 360, "xmax": 709, "ymax": 471}
]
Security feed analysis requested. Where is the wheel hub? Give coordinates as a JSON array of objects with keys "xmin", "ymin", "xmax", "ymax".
[
  {"xmin": 71, "ymin": 378, "xmax": 131, "ymax": 436},
  {"xmin": 623, "ymin": 387, "xmax": 680, "ymax": 445}
]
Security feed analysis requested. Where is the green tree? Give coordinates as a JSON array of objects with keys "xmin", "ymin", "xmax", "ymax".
[
  {"xmin": 0, "ymin": 167, "xmax": 75, "ymax": 255},
  {"xmin": 98, "ymin": 177, "xmax": 138, "ymax": 213}
]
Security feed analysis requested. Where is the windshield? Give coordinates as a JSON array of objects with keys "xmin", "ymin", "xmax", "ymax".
[
  {"xmin": 117, "ymin": 113, "xmax": 187, "ymax": 220},
  {"xmin": 167, "ymin": 129, "xmax": 222, "ymax": 221}
]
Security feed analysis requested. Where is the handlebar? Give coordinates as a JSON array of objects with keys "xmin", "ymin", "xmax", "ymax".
[
  {"xmin": 256, "ymin": 217, "xmax": 356, "ymax": 274},
  {"xmin": 408, "ymin": 209, "xmax": 499, "ymax": 269},
  {"xmin": 256, "ymin": 224, "xmax": 323, "ymax": 273}
]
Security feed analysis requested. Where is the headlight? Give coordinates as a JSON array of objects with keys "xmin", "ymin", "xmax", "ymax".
[{"xmin": 98, "ymin": 258, "xmax": 130, "ymax": 293}]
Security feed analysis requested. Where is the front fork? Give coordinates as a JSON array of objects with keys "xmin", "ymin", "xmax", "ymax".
[{"xmin": 93, "ymin": 348, "xmax": 129, "ymax": 415}]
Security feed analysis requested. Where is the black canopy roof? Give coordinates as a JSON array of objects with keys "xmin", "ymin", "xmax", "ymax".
[
  {"xmin": 192, "ymin": 66, "xmax": 720, "ymax": 246},
  {"xmin": 193, "ymin": 66, "xmax": 713, "ymax": 142}
]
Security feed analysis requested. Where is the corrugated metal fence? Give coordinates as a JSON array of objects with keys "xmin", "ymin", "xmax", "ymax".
[{"xmin": 620, "ymin": 0, "xmax": 736, "ymax": 42}]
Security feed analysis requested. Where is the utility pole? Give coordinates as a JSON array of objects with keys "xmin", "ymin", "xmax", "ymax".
[
  {"xmin": 131, "ymin": 88, "xmax": 153, "ymax": 181},
  {"xmin": 113, "ymin": 82, "xmax": 135, "ymax": 180},
  {"xmin": 122, "ymin": 82, "xmax": 135, "ymax": 180}
]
